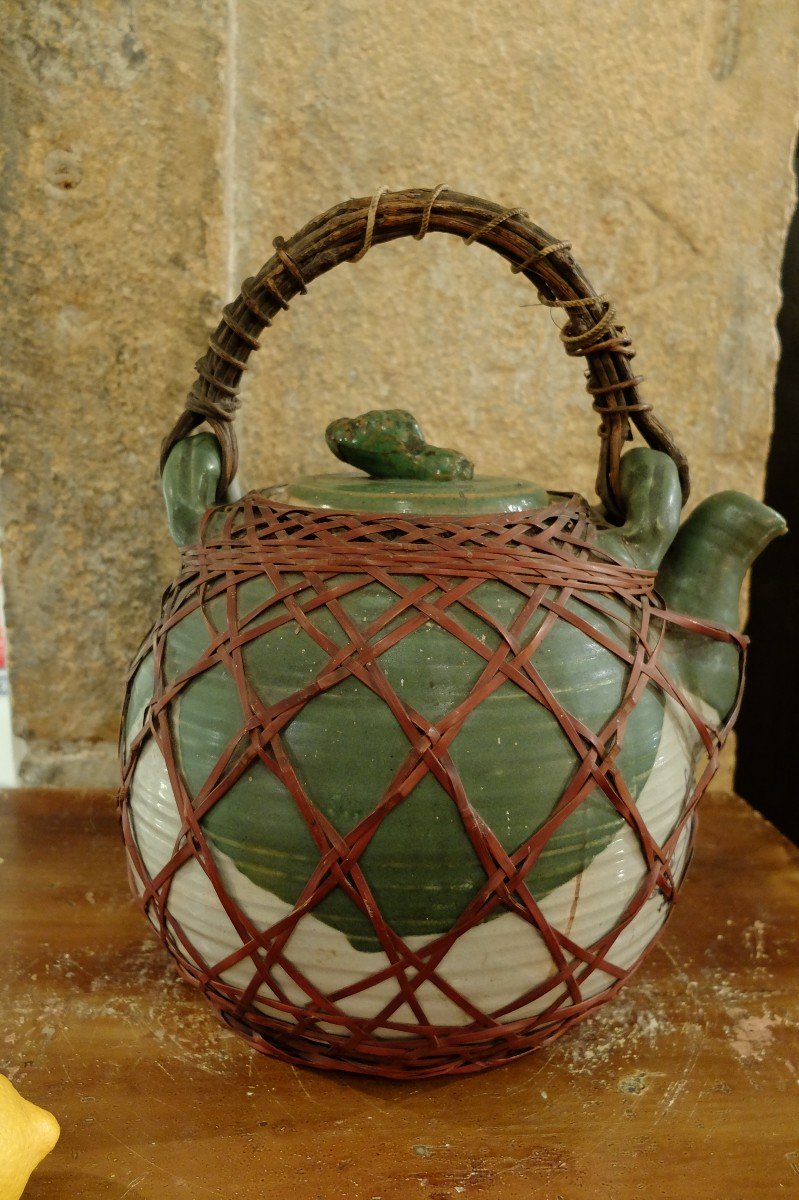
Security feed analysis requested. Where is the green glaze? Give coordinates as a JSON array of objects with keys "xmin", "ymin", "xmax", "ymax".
[
  {"xmin": 124, "ymin": 650, "xmax": 155, "ymax": 751},
  {"xmin": 162, "ymin": 432, "xmax": 242, "ymax": 546},
  {"xmin": 595, "ymin": 448, "xmax": 683, "ymax": 570},
  {"xmin": 595, "ymin": 453, "xmax": 786, "ymax": 717},
  {"xmin": 273, "ymin": 474, "xmax": 550, "ymax": 514},
  {"xmin": 657, "ymin": 492, "xmax": 786, "ymax": 717},
  {"xmin": 163, "ymin": 569, "xmax": 664, "ymax": 949},
  {"xmin": 153, "ymin": 415, "xmax": 786, "ymax": 951},
  {"xmin": 326, "ymin": 409, "xmax": 474, "ymax": 481}
]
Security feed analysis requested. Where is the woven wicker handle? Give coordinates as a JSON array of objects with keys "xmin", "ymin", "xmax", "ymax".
[{"xmin": 161, "ymin": 187, "xmax": 689, "ymax": 519}]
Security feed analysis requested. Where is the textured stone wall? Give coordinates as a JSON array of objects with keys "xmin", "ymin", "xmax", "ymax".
[
  {"xmin": 0, "ymin": 1, "xmax": 229, "ymax": 782},
  {"xmin": 1, "ymin": 1, "xmax": 798, "ymax": 784}
]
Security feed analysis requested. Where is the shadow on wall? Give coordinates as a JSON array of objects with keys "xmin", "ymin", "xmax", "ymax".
[
  {"xmin": 0, "ymin": 567, "xmax": 18, "ymax": 785},
  {"xmin": 736, "ymin": 139, "xmax": 799, "ymax": 845}
]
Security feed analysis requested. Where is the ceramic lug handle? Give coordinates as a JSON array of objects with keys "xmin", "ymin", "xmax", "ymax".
[{"xmin": 160, "ymin": 187, "xmax": 689, "ymax": 520}]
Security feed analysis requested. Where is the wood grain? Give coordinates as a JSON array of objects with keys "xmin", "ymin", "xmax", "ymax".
[{"xmin": 2, "ymin": 788, "xmax": 798, "ymax": 1199}]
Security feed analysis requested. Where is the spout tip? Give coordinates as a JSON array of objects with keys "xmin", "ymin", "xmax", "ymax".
[{"xmin": 695, "ymin": 491, "xmax": 787, "ymax": 558}]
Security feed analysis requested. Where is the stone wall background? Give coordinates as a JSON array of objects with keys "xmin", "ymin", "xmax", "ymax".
[{"xmin": 1, "ymin": 1, "xmax": 797, "ymax": 785}]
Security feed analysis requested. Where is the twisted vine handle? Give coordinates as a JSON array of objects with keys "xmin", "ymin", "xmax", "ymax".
[{"xmin": 161, "ymin": 187, "xmax": 689, "ymax": 520}]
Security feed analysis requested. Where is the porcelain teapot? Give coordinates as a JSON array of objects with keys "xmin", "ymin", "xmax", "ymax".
[{"xmin": 118, "ymin": 188, "xmax": 784, "ymax": 1078}]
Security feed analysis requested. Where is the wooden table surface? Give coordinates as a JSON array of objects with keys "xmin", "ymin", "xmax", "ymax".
[{"xmin": 2, "ymin": 788, "xmax": 799, "ymax": 1200}]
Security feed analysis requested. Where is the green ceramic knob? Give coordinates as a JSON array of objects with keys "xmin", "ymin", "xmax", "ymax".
[{"xmin": 326, "ymin": 408, "xmax": 474, "ymax": 481}]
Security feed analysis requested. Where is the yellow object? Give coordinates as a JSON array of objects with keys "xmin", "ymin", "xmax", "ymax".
[{"xmin": 0, "ymin": 1075, "xmax": 59, "ymax": 1200}]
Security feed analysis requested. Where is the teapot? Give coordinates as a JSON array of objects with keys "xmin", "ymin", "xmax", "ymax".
[{"xmin": 118, "ymin": 188, "xmax": 785, "ymax": 1079}]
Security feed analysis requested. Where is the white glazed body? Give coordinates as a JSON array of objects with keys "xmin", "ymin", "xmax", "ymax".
[{"xmin": 125, "ymin": 691, "xmax": 708, "ymax": 1040}]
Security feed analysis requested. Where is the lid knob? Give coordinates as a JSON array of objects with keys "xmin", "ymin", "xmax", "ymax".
[{"xmin": 326, "ymin": 409, "xmax": 474, "ymax": 482}]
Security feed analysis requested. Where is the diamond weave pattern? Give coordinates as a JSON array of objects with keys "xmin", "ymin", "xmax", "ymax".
[{"xmin": 118, "ymin": 494, "xmax": 742, "ymax": 1078}]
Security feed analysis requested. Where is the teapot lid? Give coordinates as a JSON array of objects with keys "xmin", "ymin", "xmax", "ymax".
[{"xmin": 268, "ymin": 409, "xmax": 549, "ymax": 515}]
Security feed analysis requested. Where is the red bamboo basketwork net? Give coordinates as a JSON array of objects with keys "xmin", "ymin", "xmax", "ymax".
[{"xmin": 118, "ymin": 489, "xmax": 744, "ymax": 1079}]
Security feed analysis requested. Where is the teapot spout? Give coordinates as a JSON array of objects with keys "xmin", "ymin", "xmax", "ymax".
[{"xmin": 657, "ymin": 492, "xmax": 786, "ymax": 718}]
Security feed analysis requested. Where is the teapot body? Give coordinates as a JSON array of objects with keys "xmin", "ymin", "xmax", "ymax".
[{"xmin": 119, "ymin": 490, "xmax": 719, "ymax": 1076}]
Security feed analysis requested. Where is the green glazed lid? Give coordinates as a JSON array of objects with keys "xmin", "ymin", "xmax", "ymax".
[
  {"xmin": 270, "ymin": 473, "xmax": 549, "ymax": 515},
  {"xmin": 269, "ymin": 409, "xmax": 549, "ymax": 515}
]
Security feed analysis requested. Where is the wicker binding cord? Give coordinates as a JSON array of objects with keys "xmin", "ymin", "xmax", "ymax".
[
  {"xmin": 161, "ymin": 187, "xmax": 689, "ymax": 522},
  {"xmin": 119, "ymin": 490, "xmax": 744, "ymax": 1078}
]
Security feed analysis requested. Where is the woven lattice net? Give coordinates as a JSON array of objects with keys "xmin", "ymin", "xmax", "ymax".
[{"xmin": 118, "ymin": 493, "xmax": 743, "ymax": 1078}]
